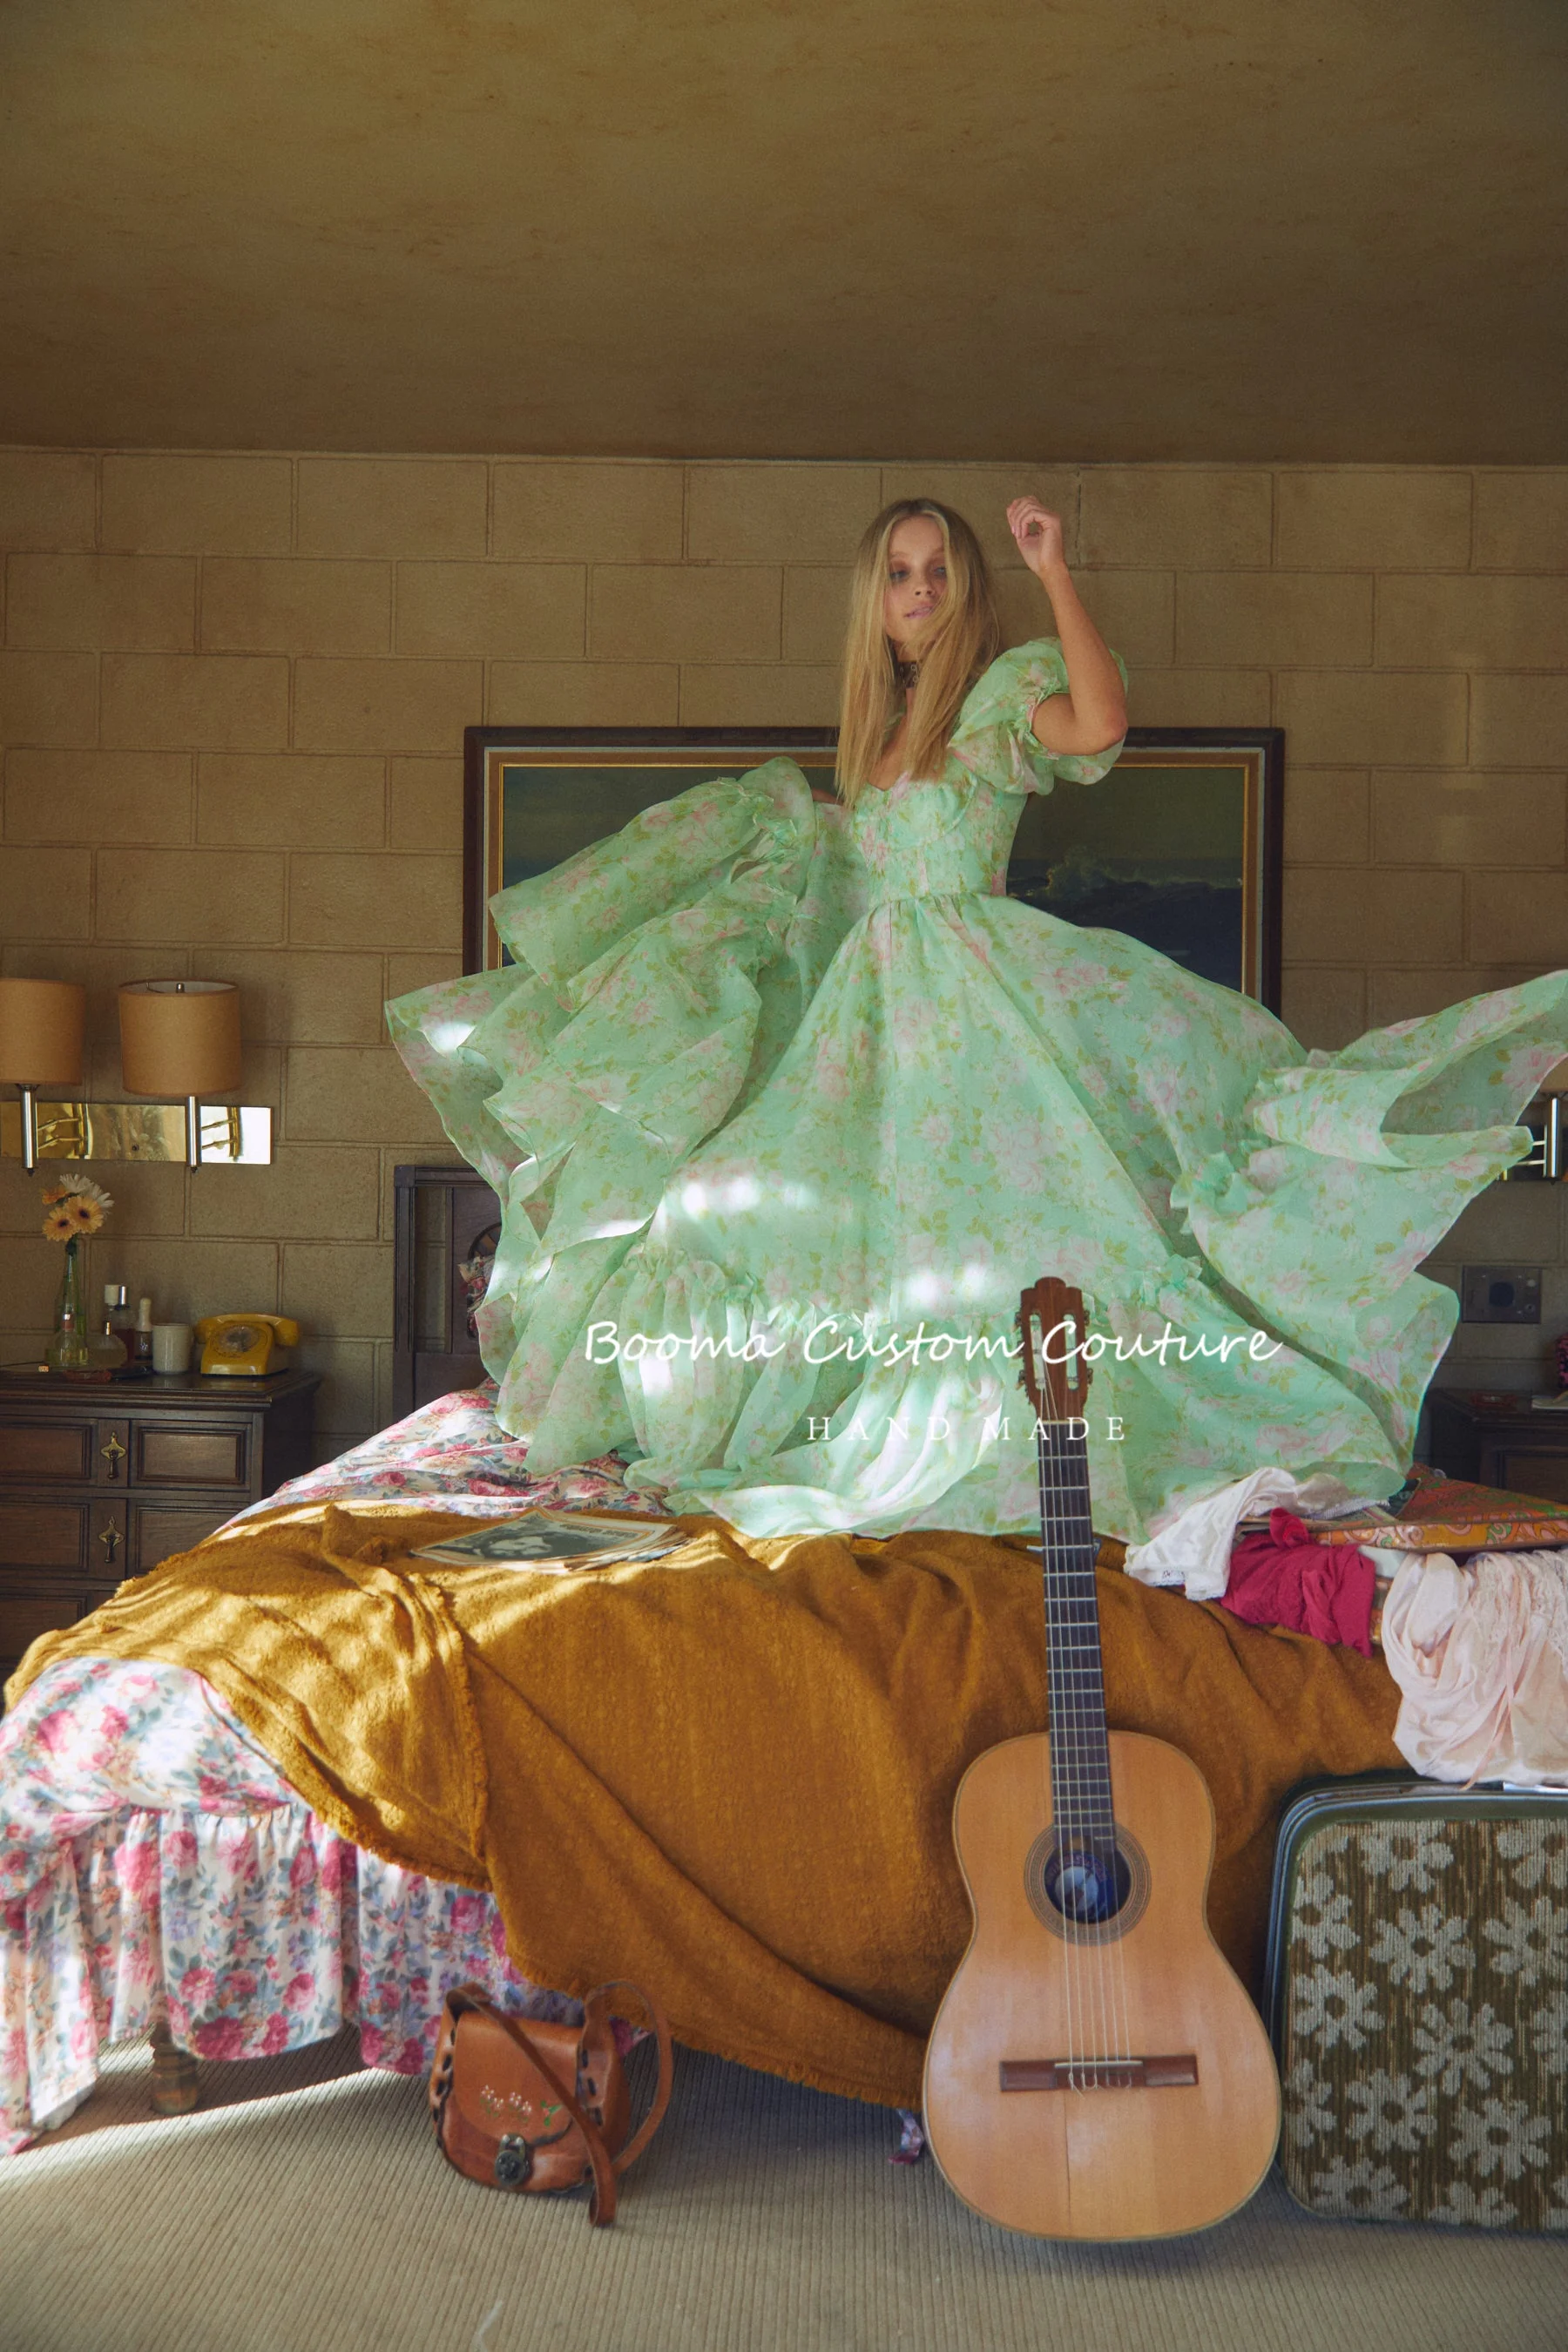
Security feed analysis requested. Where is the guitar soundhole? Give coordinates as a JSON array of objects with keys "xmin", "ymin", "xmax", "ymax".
[{"xmin": 1024, "ymin": 1827, "xmax": 1152, "ymax": 1943}]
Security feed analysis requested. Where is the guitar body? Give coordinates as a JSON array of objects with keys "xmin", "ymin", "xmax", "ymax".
[{"xmin": 924, "ymin": 1728, "xmax": 1281, "ymax": 2240}]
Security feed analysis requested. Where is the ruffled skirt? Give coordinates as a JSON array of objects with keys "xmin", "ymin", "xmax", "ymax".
[{"xmin": 389, "ymin": 767, "xmax": 1567, "ymax": 1544}]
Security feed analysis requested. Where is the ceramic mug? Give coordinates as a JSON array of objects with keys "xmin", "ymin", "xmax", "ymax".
[{"xmin": 151, "ymin": 1322, "xmax": 193, "ymax": 1374}]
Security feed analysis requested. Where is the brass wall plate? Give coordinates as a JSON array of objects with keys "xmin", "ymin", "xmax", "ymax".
[{"xmin": 0, "ymin": 1100, "xmax": 273, "ymax": 1164}]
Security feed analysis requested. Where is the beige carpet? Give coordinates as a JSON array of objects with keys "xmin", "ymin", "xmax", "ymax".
[{"xmin": 2, "ymin": 2035, "xmax": 1565, "ymax": 2352}]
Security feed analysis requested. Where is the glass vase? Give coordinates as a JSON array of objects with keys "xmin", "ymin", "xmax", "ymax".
[{"xmin": 47, "ymin": 1236, "xmax": 92, "ymax": 1373}]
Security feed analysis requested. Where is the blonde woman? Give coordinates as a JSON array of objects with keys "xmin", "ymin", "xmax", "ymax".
[{"xmin": 390, "ymin": 499, "xmax": 1568, "ymax": 1549}]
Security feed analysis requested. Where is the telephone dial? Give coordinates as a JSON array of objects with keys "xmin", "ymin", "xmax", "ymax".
[{"xmin": 193, "ymin": 1313, "xmax": 301, "ymax": 1377}]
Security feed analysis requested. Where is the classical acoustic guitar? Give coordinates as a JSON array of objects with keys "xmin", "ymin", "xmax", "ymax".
[{"xmin": 923, "ymin": 1276, "xmax": 1281, "ymax": 2240}]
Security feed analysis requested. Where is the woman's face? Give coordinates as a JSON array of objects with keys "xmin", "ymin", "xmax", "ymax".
[{"xmin": 882, "ymin": 515, "xmax": 948, "ymax": 656}]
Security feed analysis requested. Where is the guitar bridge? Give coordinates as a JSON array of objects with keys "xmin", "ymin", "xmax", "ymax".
[{"xmin": 999, "ymin": 2054, "xmax": 1199, "ymax": 2092}]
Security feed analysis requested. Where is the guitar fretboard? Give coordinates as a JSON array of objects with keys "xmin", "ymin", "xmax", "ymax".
[{"xmin": 1037, "ymin": 1420, "xmax": 1116, "ymax": 1844}]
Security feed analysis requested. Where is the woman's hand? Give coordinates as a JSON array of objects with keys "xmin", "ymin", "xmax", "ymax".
[
  {"xmin": 1007, "ymin": 497, "xmax": 1069, "ymax": 584},
  {"xmin": 1007, "ymin": 497, "xmax": 1128, "ymax": 756}
]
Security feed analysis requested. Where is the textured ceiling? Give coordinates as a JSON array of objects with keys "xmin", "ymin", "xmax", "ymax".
[{"xmin": 1, "ymin": 0, "xmax": 1564, "ymax": 460}]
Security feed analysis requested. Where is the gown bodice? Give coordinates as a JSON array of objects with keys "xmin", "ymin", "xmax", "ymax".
[
  {"xmin": 847, "ymin": 774, "xmax": 1020, "ymax": 908},
  {"xmin": 815, "ymin": 632, "xmax": 1131, "ymax": 916}
]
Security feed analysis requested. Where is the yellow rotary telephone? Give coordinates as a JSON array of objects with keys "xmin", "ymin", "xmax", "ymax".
[{"xmin": 193, "ymin": 1313, "xmax": 301, "ymax": 1377}]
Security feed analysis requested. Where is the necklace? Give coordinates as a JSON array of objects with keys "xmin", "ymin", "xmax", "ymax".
[{"xmin": 893, "ymin": 659, "xmax": 920, "ymax": 691}]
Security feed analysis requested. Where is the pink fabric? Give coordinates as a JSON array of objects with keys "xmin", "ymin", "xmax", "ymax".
[
  {"xmin": 0, "ymin": 1386, "xmax": 640, "ymax": 2153},
  {"xmin": 1382, "ymin": 1548, "xmax": 1568, "ymax": 1784},
  {"xmin": 0, "ymin": 1654, "xmax": 558, "ymax": 2153},
  {"xmin": 1219, "ymin": 1508, "xmax": 1376, "ymax": 1655}
]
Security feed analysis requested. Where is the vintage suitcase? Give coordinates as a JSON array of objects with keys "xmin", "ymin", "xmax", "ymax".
[{"xmin": 1266, "ymin": 1775, "xmax": 1568, "ymax": 2231}]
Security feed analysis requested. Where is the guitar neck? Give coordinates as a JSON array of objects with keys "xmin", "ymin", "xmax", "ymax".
[{"xmin": 1036, "ymin": 1420, "xmax": 1115, "ymax": 1841}]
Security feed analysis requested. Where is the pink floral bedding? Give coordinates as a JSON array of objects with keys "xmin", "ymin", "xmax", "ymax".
[{"xmin": 0, "ymin": 1385, "xmax": 640, "ymax": 2154}]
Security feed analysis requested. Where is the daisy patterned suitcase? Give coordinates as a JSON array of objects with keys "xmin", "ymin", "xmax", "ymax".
[{"xmin": 1266, "ymin": 1776, "xmax": 1568, "ymax": 2231}]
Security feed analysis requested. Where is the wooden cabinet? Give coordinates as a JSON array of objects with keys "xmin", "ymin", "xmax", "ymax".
[
  {"xmin": 0, "ymin": 1369, "xmax": 319, "ymax": 1689},
  {"xmin": 1426, "ymin": 1389, "xmax": 1568, "ymax": 1503},
  {"xmin": 393, "ymin": 1163, "xmax": 501, "ymax": 1416}
]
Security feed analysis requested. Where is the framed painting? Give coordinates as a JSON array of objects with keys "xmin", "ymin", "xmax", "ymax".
[{"xmin": 463, "ymin": 724, "xmax": 1284, "ymax": 1010}]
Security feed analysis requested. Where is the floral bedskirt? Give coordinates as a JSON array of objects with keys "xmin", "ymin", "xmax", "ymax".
[{"xmin": 1, "ymin": 1386, "xmax": 640, "ymax": 2155}]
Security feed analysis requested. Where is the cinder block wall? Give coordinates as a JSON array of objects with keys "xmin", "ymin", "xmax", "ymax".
[{"xmin": 2, "ymin": 454, "xmax": 1565, "ymax": 1457}]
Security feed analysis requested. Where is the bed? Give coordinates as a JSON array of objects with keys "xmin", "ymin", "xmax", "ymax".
[
  {"xmin": 0, "ymin": 1166, "xmax": 625, "ymax": 2152},
  {"xmin": 0, "ymin": 1170, "xmax": 1412, "ymax": 2156}
]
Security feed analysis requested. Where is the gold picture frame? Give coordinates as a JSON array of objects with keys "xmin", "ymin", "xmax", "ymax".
[{"xmin": 464, "ymin": 726, "xmax": 1284, "ymax": 1007}]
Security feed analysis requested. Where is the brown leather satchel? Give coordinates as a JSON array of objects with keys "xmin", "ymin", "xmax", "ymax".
[{"xmin": 429, "ymin": 1982, "xmax": 673, "ymax": 2227}]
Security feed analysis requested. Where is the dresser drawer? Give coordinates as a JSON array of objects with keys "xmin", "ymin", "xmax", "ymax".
[
  {"xmin": 132, "ymin": 1420, "xmax": 250, "ymax": 1490},
  {"xmin": 1493, "ymin": 1450, "xmax": 1568, "ymax": 1504},
  {"xmin": 0, "ymin": 1496, "xmax": 126, "ymax": 1576},
  {"xmin": 0, "ymin": 1491, "xmax": 241, "ymax": 1580},
  {"xmin": 0, "ymin": 1416, "xmax": 131, "ymax": 1486},
  {"xmin": 126, "ymin": 1497, "xmax": 238, "ymax": 1571},
  {"xmin": 0, "ymin": 1581, "xmax": 118, "ymax": 1689}
]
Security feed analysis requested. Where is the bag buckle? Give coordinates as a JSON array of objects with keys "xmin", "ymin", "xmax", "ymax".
[{"xmin": 494, "ymin": 2133, "xmax": 532, "ymax": 2188}]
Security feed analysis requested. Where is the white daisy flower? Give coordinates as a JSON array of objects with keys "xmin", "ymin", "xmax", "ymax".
[
  {"xmin": 1292, "ymin": 1965, "xmax": 1382, "ymax": 2053},
  {"xmin": 1429, "ymin": 2180, "xmax": 1517, "ymax": 2229},
  {"xmin": 1453, "ymin": 2097, "xmax": 1553, "ymax": 2184},
  {"xmin": 1484, "ymin": 1896, "xmax": 1568, "ymax": 1991},
  {"xmin": 1346, "ymin": 2069, "xmax": 1436, "ymax": 2153},
  {"xmin": 1497, "ymin": 1824, "xmax": 1568, "ymax": 1893},
  {"xmin": 1291, "ymin": 1864, "xmax": 1360, "ymax": 1960},
  {"xmin": 1369, "ymin": 1903, "xmax": 1474, "ymax": 1996},
  {"xmin": 1412, "ymin": 1997, "xmax": 1514, "ymax": 2096},
  {"xmin": 1308, "ymin": 2153, "xmax": 1409, "ymax": 2220},
  {"xmin": 1358, "ymin": 1823, "xmax": 1455, "ymax": 1893}
]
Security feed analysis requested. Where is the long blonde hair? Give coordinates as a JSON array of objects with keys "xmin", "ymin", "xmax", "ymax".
[{"xmin": 834, "ymin": 499, "xmax": 1001, "ymax": 805}]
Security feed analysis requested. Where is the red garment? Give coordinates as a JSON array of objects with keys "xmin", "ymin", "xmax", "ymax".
[{"xmin": 1219, "ymin": 1509, "xmax": 1375, "ymax": 1656}]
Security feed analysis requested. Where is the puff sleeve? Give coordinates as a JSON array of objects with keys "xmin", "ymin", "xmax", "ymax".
[{"xmin": 947, "ymin": 637, "xmax": 1129, "ymax": 796}]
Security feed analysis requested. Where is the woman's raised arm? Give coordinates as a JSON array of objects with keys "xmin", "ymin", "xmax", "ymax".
[{"xmin": 1006, "ymin": 497, "xmax": 1129, "ymax": 758}]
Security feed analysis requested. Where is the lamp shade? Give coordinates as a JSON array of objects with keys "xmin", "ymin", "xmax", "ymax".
[
  {"xmin": 118, "ymin": 979, "xmax": 241, "ymax": 1097},
  {"xmin": 0, "ymin": 977, "xmax": 85, "ymax": 1086}
]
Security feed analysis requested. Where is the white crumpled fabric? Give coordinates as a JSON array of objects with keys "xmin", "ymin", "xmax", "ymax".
[
  {"xmin": 1122, "ymin": 1467, "xmax": 1370, "ymax": 1600},
  {"xmin": 1381, "ymin": 1547, "xmax": 1568, "ymax": 1785}
]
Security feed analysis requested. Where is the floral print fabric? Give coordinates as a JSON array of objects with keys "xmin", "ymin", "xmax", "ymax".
[
  {"xmin": 227, "ymin": 1379, "xmax": 640, "ymax": 1525},
  {"xmin": 0, "ymin": 1389, "xmax": 633, "ymax": 2155},
  {"xmin": 388, "ymin": 638, "xmax": 1568, "ymax": 1545},
  {"xmin": 0, "ymin": 1652, "xmax": 566, "ymax": 2156}
]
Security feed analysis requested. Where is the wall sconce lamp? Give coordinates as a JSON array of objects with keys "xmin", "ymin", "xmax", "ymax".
[
  {"xmin": 0, "ymin": 977, "xmax": 272, "ymax": 1170},
  {"xmin": 1504, "ymin": 1093, "xmax": 1565, "ymax": 1183}
]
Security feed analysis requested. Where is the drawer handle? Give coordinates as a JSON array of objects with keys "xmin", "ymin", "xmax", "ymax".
[
  {"xmin": 100, "ymin": 1435, "xmax": 126, "ymax": 1479},
  {"xmin": 98, "ymin": 1523, "xmax": 119, "ymax": 1562}
]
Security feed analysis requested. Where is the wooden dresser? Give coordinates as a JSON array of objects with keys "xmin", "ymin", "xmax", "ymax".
[
  {"xmin": 0, "ymin": 1368, "xmax": 320, "ymax": 1688},
  {"xmin": 1426, "ymin": 1389, "xmax": 1568, "ymax": 1504}
]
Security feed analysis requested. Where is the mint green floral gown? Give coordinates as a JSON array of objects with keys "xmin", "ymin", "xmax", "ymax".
[{"xmin": 389, "ymin": 642, "xmax": 1568, "ymax": 1544}]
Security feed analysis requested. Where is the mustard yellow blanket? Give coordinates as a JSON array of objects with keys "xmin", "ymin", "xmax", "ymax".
[{"xmin": 9, "ymin": 1505, "xmax": 1400, "ymax": 2109}]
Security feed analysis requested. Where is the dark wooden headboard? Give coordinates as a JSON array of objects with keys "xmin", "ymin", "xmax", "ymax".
[{"xmin": 392, "ymin": 1163, "xmax": 503, "ymax": 1419}]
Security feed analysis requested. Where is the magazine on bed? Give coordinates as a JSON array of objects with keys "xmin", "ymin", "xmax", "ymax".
[{"xmin": 413, "ymin": 1509, "xmax": 683, "ymax": 1571}]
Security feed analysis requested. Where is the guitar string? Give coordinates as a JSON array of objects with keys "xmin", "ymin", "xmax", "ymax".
[
  {"xmin": 1039, "ymin": 1328, "xmax": 1133, "ymax": 2078},
  {"xmin": 1036, "ymin": 1410, "xmax": 1082, "ymax": 2085},
  {"xmin": 1049, "ymin": 1406, "xmax": 1125, "ymax": 2075},
  {"xmin": 1067, "ymin": 1379, "xmax": 1134, "ymax": 2072},
  {"xmin": 1035, "ymin": 1305, "xmax": 1085, "ymax": 2087},
  {"xmin": 1041, "ymin": 1411, "xmax": 1090, "ymax": 2085},
  {"xmin": 1037, "ymin": 1318, "xmax": 1089, "ymax": 2086},
  {"xmin": 1047, "ymin": 1426, "xmax": 1091, "ymax": 2085},
  {"xmin": 1047, "ymin": 1402, "xmax": 1113, "ymax": 2081},
  {"xmin": 1041, "ymin": 1359, "xmax": 1102, "ymax": 2085}
]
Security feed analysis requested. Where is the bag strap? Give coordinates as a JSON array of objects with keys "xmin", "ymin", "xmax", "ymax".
[
  {"xmin": 581, "ymin": 1979, "xmax": 675, "ymax": 2173},
  {"xmin": 444, "ymin": 1990, "xmax": 618, "ymax": 2226}
]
